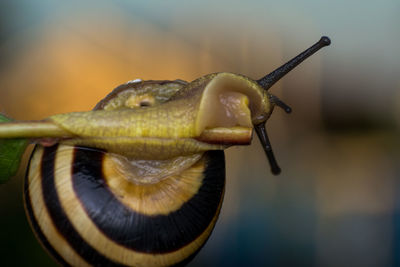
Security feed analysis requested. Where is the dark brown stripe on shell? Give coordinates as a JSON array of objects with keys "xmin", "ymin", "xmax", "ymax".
[
  {"xmin": 40, "ymin": 145, "xmax": 127, "ymax": 267},
  {"xmin": 71, "ymin": 147, "xmax": 225, "ymax": 254},
  {"xmin": 24, "ymin": 146, "xmax": 71, "ymax": 267}
]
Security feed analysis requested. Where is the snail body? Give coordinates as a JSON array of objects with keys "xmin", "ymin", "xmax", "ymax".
[{"xmin": 0, "ymin": 37, "xmax": 330, "ymax": 266}]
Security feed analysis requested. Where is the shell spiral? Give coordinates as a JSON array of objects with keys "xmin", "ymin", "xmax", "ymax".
[
  {"xmin": 24, "ymin": 145, "xmax": 225, "ymax": 267},
  {"xmin": 23, "ymin": 80, "xmax": 226, "ymax": 267}
]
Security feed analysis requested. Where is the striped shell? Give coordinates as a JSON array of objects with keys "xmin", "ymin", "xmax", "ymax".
[{"xmin": 23, "ymin": 81, "xmax": 227, "ymax": 267}]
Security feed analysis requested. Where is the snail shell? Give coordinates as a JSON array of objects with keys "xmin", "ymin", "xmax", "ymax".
[{"xmin": 24, "ymin": 80, "xmax": 228, "ymax": 267}]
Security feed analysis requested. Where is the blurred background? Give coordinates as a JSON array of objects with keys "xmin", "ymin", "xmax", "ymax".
[{"xmin": 0, "ymin": 0, "xmax": 399, "ymax": 266}]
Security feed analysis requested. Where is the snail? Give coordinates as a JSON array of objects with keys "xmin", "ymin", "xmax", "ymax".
[{"xmin": 0, "ymin": 36, "xmax": 330, "ymax": 266}]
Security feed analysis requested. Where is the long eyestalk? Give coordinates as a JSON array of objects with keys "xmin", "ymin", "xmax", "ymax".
[
  {"xmin": 255, "ymin": 123, "xmax": 281, "ymax": 175},
  {"xmin": 255, "ymin": 36, "xmax": 330, "ymax": 175},
  {"xmin": 257, "ymin": 36, "xmax": 331, "ymax": 90}
]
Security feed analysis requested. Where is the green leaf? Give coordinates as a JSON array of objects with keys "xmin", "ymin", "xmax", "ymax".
[{"xmin": 0, "ymin": 114, "xmax": 28, "ymax": 183}]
